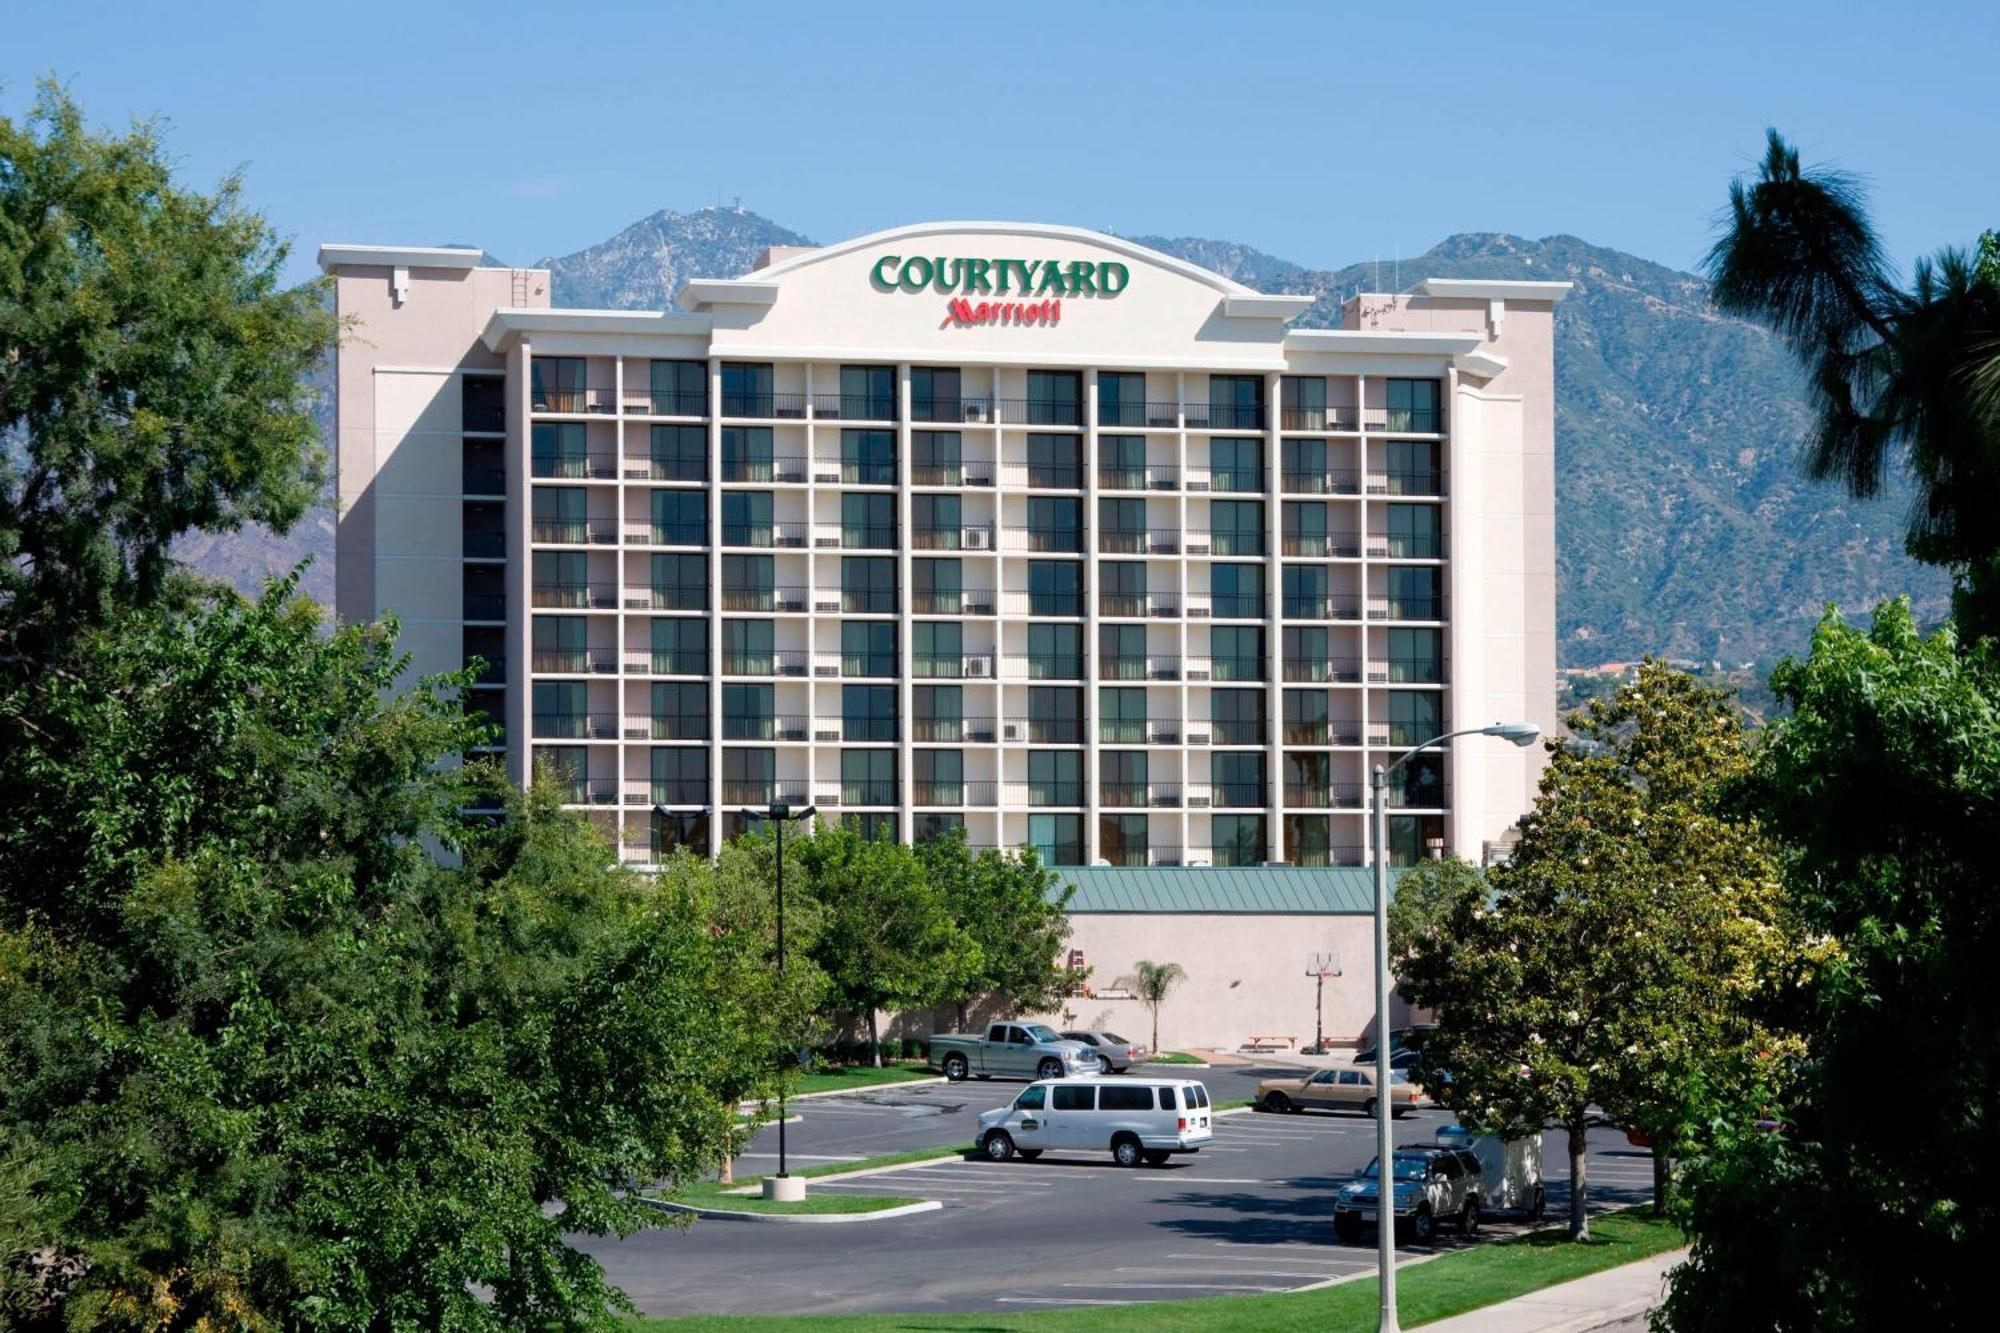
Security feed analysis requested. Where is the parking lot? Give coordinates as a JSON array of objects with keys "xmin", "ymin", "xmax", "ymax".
[{"xmin": 571, "ymin": 1061, "xmax": 1657, "ymax": 1317}]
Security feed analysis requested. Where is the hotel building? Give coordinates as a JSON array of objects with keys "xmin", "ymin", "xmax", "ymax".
[{"xmin": 320, "ymin": 223, "xmax": 1566, "ymax": 872}]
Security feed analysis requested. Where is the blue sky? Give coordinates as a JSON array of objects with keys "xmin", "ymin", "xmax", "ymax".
[{"xmin": 7, "ymin": 0, "xmax": 1994, "ymax": 287}]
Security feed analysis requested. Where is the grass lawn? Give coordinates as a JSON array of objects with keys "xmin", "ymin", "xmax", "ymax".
[
  {"xmin": 655, "ymin": 1180, "xmax": 925, "ymax": 1217},
  {"xmin": 628, "ymin": 1207, "xmax": 1683, "ymax": 1330},
  {"xmin": 1144, "ymin": 1050, "xmax": 1208, "ymax": 1065},
  {"xmin": 791, "ymin": 1060, "xmax": 936, "ymax": 1096}
]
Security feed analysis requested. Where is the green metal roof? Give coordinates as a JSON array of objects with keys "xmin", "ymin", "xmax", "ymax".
[{"xmin": 1049, "ymin": 866, "xmax": 1391, "ymax": 915}]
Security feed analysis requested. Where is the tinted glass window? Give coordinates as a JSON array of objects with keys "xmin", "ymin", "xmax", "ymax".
[
  {"xmin": 1015, "ymin": 1086, "xmax": 1046, "ymax": 1111},
  {"xmin": 1157, "ymin": 1086, "xmax": 1178, "ymax": 1109},
  {"xmin": 1098, "ymin": 1086, "xmax": 1154, "ymax": 1112},
  {"xmin": 1051, "ymin": 1085, "xmax": 1096, "ymax": 1111},
  {"xmin": 1191, "ymin": 1085, "xmax": 1210, "ymax": 1108}
]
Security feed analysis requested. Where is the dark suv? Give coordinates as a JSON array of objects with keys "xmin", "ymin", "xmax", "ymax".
[{"xmin": 1334, "ymin": 1145, "xmax": 1484, "ymax": 1244}]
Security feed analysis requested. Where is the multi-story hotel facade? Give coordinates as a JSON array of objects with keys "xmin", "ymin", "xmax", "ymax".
[{"xmin": 321, "ymin": 223, "xmax": 1566, "ymax": 873}]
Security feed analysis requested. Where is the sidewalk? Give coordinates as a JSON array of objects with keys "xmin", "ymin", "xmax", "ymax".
[{"xmin": 1416, "ymin": 1248, "xmax": 1685, "ymax": 1333}]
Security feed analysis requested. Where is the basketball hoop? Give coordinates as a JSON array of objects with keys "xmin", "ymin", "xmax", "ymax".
[
  {"xmin": 1305, "ymin": 951, "xmax": 1341, "ymax": 1054},
  {"xmin": 1305, "ymin": 950, "xmax": 1342, "ymax": 978}
]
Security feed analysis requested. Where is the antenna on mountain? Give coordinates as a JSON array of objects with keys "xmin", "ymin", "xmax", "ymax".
[{"xmin": 733, "ymin": 195, "xmax": 742, "ymax": 212}]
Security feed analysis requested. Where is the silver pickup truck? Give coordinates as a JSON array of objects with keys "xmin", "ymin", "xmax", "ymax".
[{"xmin": 930, "ymin": 1022, "xmax": 1097, "ymax": 1082}]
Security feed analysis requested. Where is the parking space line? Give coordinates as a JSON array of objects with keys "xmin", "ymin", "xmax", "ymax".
[
  {"xmin": 1114, "ymin": 1265, "xmax": 1332, "ymax": 1279},
  {"xmin": 996, "ymin": 1297, "xmax": 1137, "ymax": 1306},
  {"xmin": 1062, "ymin": 1282, "xmax": 1288, "ymax": 1292}
]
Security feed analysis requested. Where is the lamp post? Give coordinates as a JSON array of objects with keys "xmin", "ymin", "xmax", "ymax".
[{"xmin": 1368, "ymin": 721, "xmax": 1539, "ymax": 1333}]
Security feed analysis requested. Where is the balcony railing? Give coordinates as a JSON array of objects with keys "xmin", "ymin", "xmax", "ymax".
[
  {"xmin": 532, "ymin": 519, "xmax": 618, "ymax": 546},
  {"xmin": 1284, "ymin": 783, "xmax": 1365, "ymax": 809},
  {"xmin": 626, "ymin": 714, "xmax": 708, "ymax": 742},
  {"xmin": 1284, "ymin": 719, "xmax": 1364, "ymax": 746},
  {"xmin": 913, "ymin": 716, "xmax": 997, "ymax": 743},
  {"xmin": 722, "ymin": 714, "xmax": 809, "ymax": 741},
  {"xmin": 913, "ymin": 780, "xmax": 999, "ymax": 808},
  {"xmin": 1209, "ymin": 720, "xmax": 1267, "ymax": 746},
  {"xmin": 1006, "ymin": 654, "xmax": 1084, "ymax": 681},
  {"xmin": 719, "ymin": 392, "xmax": 807, "ymax": 419},
  {"xmin": 838, "ymin": 783, "xmax": 900, "ymax": 808},
  {"xmin": 1283, "ymin": 656, "xmax": 1360, "ymax": 684},
  {"xmin": 530, "ymin": 649, "xmax": 617, "ymax": 675},
  {"xmin": 911, "ymin": 461, "xmax": 996, "ymax": 487},
  {"xmin": 813, "ymin": 524, "xmax": 898, "ymax": 551},
  {"xmin": 997, "ymin": 398, "xmax": 1083, "ymax": 426},
  {"xmin": 1097, "ymin": 400, "xmax": 1185, "ymax": 429},
  {"xmin": 649, "ymin": 780, "xmax": 715, "ymax": 807},
  {"xmin": 532, "ymin": 452, "xmax": 619, "ymax": 480},
  {"xmin": 1369, "ymin": 598, "xmax": 1445, "ymax": 622},
  {"xmin": 1279, "ymin": 407, "xmax": 1361, "ymax": 431},
  {"xmin": 1372, "ymin": 535, "xmax": 1448, "ymax": 560},
  {"xmin": 809, "ymin": 393, "xmax": 898, "ymax": 422},
  {"xmin": 1189, "ymin": 655, "xmax": 1264, "ymax": 682},
  {"xmin": 720, "ymin": 585, "xmax": 806, "ymax": 613},
  {"xmin": 1368, "ymin": 408, "xmax": 1445, "ymax": 434},
  {"xmin": 1098, "ymin": 655, "xmax": 1153, "ymax": 682},
  {"xmin": 1001, "ymin": 591, "xmax": 1083, "ymax": 617},
  {"xmin": 832, "ymin": 654, "xmax": 898, "ymax": 679},
  {"xmin": 531, "ymin": 386, "xmax": 615, "ymax": 414},
  {"xmin": 1205, "ymin": 783, "xmax": 1268, "ymax": 809},
  {"xmin": 722, "ymin": 650, "xmax": 809, "ymax": 678},
  {"xmin": 1096, "ymin": 463, "xmax": 1181, "ymax": 491},
  {"xmin": 621, "ymin": 388, "xmax": 709, "ymax": 417},
  {"xmin": 1001, "ymin": 717, "xmax": 1084, "ymax": 744},
  {"xmin": 1007, "ymin": 781, "xmax": 1085, "ymax": 807},
  {"xmin": 1004, "ymin": 526, "xmax": 1085, "ymax": 554},
  {"xmin": 912, "ymin": 589, "xmax": 995, "ymax": 615},
  {"xmin": 1098, "ymin": 593, "xmax": 1150, "ymax": 619},
  {"xmin": 624, "ymin": 456, "xmax": 708, "ymax": 483},
  {"xmin": 1283, "ymin": 595, "xmax": 1361, "ymax": 620},
  {"xmin": 1202, "ymin": 593, "xmax": 1265, "ymax": 619},
  {"xmin": 627, "ymin": 651, "xmax": 709, "ymax": 677},
  {"xmin": 1186, "ymin": 402, "xmax": 1266, "ymax": 430},
  {"xmin": 1281, "ymin": 469, "xmax": 1362, "ymax": 495},
  {"xmin": 721, "ymin": 780, "xmax": 810, "ymax": 807},
  {"xmin": 1368, "ymin": 470, "xmax": 1446, "ymax": 497},
  {"xmin": 998, "ymin": 463, "xmax": 1084, "ymax": 490},
  {"xmin": 832, "ymin": 588, "xmax": 898, "ymax": 614},
  {"xmin": 1285, "ymin": 844, "xmax": 1366, "ymax": 868},
  {"xmin": 532, "ymin": 712, "xmax": 618, "ymax": 740},
  {"xmin": 1194, "ymin": 467, "xmax": 1265, "ymax": 495},
  {"xmin": 1097, "ymin": 528, "xmax": 1181, "ymax": 556},
  {"xmin": 1373, "ymin": 657, "xmax": 1448, "ymax": 685},
  {"xmin": 722, "ymin": 521, "xmax": 809, "ymax": 549},
  {"xmin": 912, "ymin": 523, "xmax": 994, "ymax": 551},
  {"xmin": 626, "ymin": 523, "xmax": 708, "ymax": 549},
  {"xmin": 531, "ymin": 582, "xmax": 616, "ymax": 610},
  {"xmin": 719, "ymin": 455, "xmax": 808, "ymax": 484},
  {"xmin": 1387, "ymin": 780, "xmax": 1451, "ymax": 809},
  {"xmin": 911, "ymin": 395, "xmax": 997, "ymax": 424}
]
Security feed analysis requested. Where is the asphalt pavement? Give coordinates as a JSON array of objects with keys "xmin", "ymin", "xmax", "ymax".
[{"xmin": 569, "ymin": 1060, "xmax": 1657, "ymax": 1317}]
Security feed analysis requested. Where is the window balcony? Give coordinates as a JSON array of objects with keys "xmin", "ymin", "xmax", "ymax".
[
  {"xmin": 911, "ymin": 461, "xmax": 996, "ymax": 487},
  {"xmin": 1209, "ymin": 720, "xmax": 1267, "ymax": 746},
  {"xmin": 1200, "ymin": 533, "xmax": 1265, "ymax": 558},
  {"xmin": 839, "ymin": 782, "xmax": 900, "ymax": 808},
  {"xmin": 1368, "ymin": 470, "xmax": 1446, "ymax": 497},
  {"xmin": 531, "ymin": 386, "xmax": 615, "ymax": 414},
  {"xmin": 1202, "ymin": 593, "xmax": 1265, "ymax": 619},
  {"xmin": 1186, "ymin": 403, "xmax": 1265, "ymax": 430},
  {"xmin": 1005, "ymin": 526, "xmax": 1084, "ymax": 554},
  {"xmin": 998, "ymin": 398, "xmax": 1082, "ymax": 426},
  {"xmin": 623, "ymin": 456, "xmax": 708, "ymax": 483},
  {"xmin": 532, "ymin": 712, "xmax": 618, "ymax": 740},
  {"xmin": 809, "ymin": 393, "xmax": 898, "ymax": 422},
  {"xmin": 627, "ymin": 651, "xmax": 710, "ymax": 677},
  {"xmin": 1007, "ymin": 780, "xmax": 1084, "ymax": 807},
  {"xmin": 532, "ymin": 452, "xmax": 619, "ymax": 480},
  {"xmin": 1286, "ymin": 844, "xmax": 1366, "ymax": 868},
  {"xmin": 463, "ymin": 592, "xmax": 506, "ymax": 621},
  {"xmin": 1283, "ymin": 595, "xmax": 1361, "ymax": 621},
  {"xmin": 533, "ymin": 519, "xmax": 618, "ymax": 546},
  {"xmin": 1371, "ymin": 535, "xmax": 1448, "ymax": 560},
  {"xmin": 1196, "ymin": 467, "xmax": 1265, "ymax": 495},
  {"xmin": 1281, "ymin": 469, "xmax": 1361, "ymax": 495},
  {"xmin": 463, "ymin": 531, "xmax": 506, "ymax": 560},
  {"xmin": 833, "ymin": 588, "xmax": 898, "ymax": 615},
  {"xmin": 530, "ymin": 649, "xmax": 617, "ymax": 675},
  {"xmin": 1369, "ymin": 597, "xmax": 1446, "ymax": 622},
  {"xmin": 723, "ymin": 780, "xmax": 810, "ymax": 807},
  {"xmin": 1279, "ymin": 407, "xmax": 1360, "ymax": 432},
  {"xmin": 627, "ymin": 523, "xmax": 708, "ymax": 549},
  {"xmin": 720, "ymin": 392, "xmax": 807, "ymax": 419},
  {"xmin": 1007, "ymin": 654, "xmax": 1084, "ymax": 681},
  {"xmin": 530, "ymin": 582, "xmax": 614, "ymax": 610},
  {"xmin": 1002, "ymin": 590, "xmax": 1083, "ymax": 617},
  {"xmin": 1283, "ymin": 719, "xmax": 1364, "ymax": 746},
  {"xmin": 913, "ymin": 716, "xmax": 996, "ymax": 743},
  {"xmin": 625, "ymin": 714, "xmax": 708, "ymax": 742},
  {"xmin": 464, "ymin": 655, "xmax": 506, "ymax": 687},
  {"xmin": 1387, "ymin": 779, "xmax": 1450, "ymax": 809},
  {"xmin": 1285, "ymin": 656, "xmax": 1361, "ymax": 684},
  {"xmin": 912, "ymin": 523, "xmax": 994, "ymax": 551},
  {"xmin": 719, "ymin": 455, "xmax": 808, "ymax": 484},
  {"xmin": 1099, "ymin": 593, "xmax": 1150, "ymax": 619},
  {"xmin": 621, "ymin": 388, "xmax": 709, "ymax": 417},
  {"xmin": 911, "ymin": 394, "xmax": 996, "ymax": 424},
  {"xmin": 914, "ymin": 780, "xmax": 999, "ymax": 808},
  {"xmin": 722, "ymin": 650, "xmax": 809, "ymax": 678},
  {"xmin": 1097, "ymin": 528, "xmax": 1181, "ymax": 556},
  {"xmin": 1369, "ymin": 408, "xmax": 1445, "ymax": 434},
  {"xmin": 722, "ymin": 521, "xmax": 809, "ymax": 550},
  {"xmin": 1096, "ymin": 463, "xmax": 1181, "ymax": 491},
  {"xmin": 1372, "ymin": 657, "xmax": 1447, "ymax": 685},
  {"xmin": 1284, "ymin": 783, "xmax": 1364, "ymax": 809},
  {"xmin": 1097, "ymin": 400, "xmax": 1185, "ymax": 429},
  {"xmin": 722, "ymin": 714, "xmax": 809, "ymax": 742},
  {"xmin": 832, "ymin": 654, "xmax": 898, "ymax": 680},
  {"xmin": 1001, "ymin": 717, "xmax": 1083, "ymax": 744},
  {"xmin": 814, "ymin": 524, "xmax": 899, "ymax": 551},
  {"xmin": 1191, "ymin": 655, "xmax": 1264, "ymax": 683},
  {"xmin": 1205, "ymin": 783, "xmax": 1267, "ymax": 809}
]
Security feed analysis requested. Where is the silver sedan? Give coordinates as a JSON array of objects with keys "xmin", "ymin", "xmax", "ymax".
[{"xmin": 1060, "ymin": 1030, "xmax": 1148, "ymax": 1073}]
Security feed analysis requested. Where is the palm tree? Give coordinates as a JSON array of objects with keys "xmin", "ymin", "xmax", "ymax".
[
  {"xmin": 1127, "ymin": 960, "xmax": 1187, "ymax": 1055},
  {"xmin": 1707, "ymin": 131, "xmax": 2000, "ymax": 637}
]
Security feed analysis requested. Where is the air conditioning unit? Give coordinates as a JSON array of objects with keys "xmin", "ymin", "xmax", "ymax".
[
  {"xmin": 815, "ymin": 598, "xmax": 840, "ymax": 613},
  {"xmin": 1002, "ymin": 721, "xmax": 1024, "ymax": 742},
  {"xmin": 1187, "ymin": 668, "xmax": 1211, "ymax": 682},
  {"xmin": 815, "ymin": 792, "xmax": 840, "ymax": 807},
  {"xmin": 964, "ymin": 655, "xmax": 993, "ymax": 678},
  {"xmin": 1188, "ymin": 479, "xmax": 1210, "ymax": 493},
  {"xmin": 1188, "ymin": 731, "xmax": 1211, "ymax": 746},
  {"xmin": 963, "ymin": 528, "xmax": 993, "ymax": 551},
  {"xmin": 814, "ymin": 536, "xmax": 840, "ymax": 549},
  {"xmin": 1189, "ymin": 794, "xmax": 1212, "ymax": 808},
  {"xmin": 1152, "ymin": 730, "xmax": 1179, "ymax": 745},
  {"xmin": 964, "ymin": 402, "xmax": 991, "ymax": 423},
  {"xmin": 1188, "ymin": 539, "xmax": 1211, "ymax": 555},
  {"xmin": 815, "ymin": 728, "xmax": 840, "ymax": 742},
  {"xmin": 814, "ymin": 664, "xmax": 839, "ymax": 679},
  {"xmin": 966, "ymin": 600, "xmax": 994, "ymax": 616}
]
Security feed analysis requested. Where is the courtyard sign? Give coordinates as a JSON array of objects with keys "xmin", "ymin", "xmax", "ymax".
[{"xmin": 869, "ymin": 254, "xmax": 1131, "ymax": 298}]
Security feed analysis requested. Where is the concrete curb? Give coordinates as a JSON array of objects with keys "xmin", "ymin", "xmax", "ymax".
[
  {"xmin": 641, "ymin": 1196, "xmax": 943, "ymax": 1225},
  {"xmin": 743, "ymin": 1074, "xmax": 948, "ymax": 1112},
  {"xmin": 788, "ymin": 1151, "xmax": 971, "ymax": 1185}
]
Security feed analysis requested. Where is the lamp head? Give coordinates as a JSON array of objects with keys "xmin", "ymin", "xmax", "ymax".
[
  {"xmin": 768, "ymin": 801, "xmax": 789, "ymax": 822},
  {"xmin": 1483, "ymin": 721, "xmax": 1542, "ymax": 747}
]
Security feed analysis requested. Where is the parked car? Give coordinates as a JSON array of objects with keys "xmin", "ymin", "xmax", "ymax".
[
  {"xmin": 930, "ymin": 1022, "xmax": 1096, "ymax": 1083},
  {"xmin": 1334, "ymin": 1146, "xmax": 1485, "ymax": 1244},
  {"xmin": 976, "ymin": 1078, "xmax": 1214, "ymax": 1167},
  {"xmin": 1061, "ymin": 1030, "xmax": 1147, "ymax": 1073},
  {"xmin": 1255, "ymin": 1066, "xmax": 1421, "ymax": 1118},
  {"xmin": 1435, "ymin": 1123, "xmax": 1544, "ymax": 1219},
  {"xmin": 1353, "ymin": 1023, "xmax": 1437, "ymax": 1065}
]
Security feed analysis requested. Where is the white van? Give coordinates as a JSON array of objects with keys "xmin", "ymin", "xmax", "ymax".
[
  {"xmin": 1435, "ymin": 1122, "xmax": 1546, "ymax": 1219},
  {"xmin": 976, "ymin": 1078, "xmax": 1214, "ymax": 1167}
]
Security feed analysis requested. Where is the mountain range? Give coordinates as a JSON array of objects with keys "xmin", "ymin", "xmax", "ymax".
[{"xmin": 221, "ymin": 207, "xmax": 1949, "ymax": 667}]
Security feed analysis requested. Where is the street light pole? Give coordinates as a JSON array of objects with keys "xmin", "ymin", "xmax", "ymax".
[
  {"xmin": 737, "ymin": 800, "xmax": 815, "ymax": 1203},
  {"xmin": 1369, "ymin": 721, "xmax": 1539, "ymax": 1333}
]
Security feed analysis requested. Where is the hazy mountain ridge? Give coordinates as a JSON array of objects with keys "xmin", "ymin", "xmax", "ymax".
[{"xmin": 193, "ymin": 207, "xmax": 1949, "ymax": 665}]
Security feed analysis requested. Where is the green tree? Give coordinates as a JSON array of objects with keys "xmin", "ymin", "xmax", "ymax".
[
  {"xmin": 0, "ymin": 85, "xmax": 333, "ymax": 664},
  {"xmin": 920, "ymin": 827, "xmax": 1074, "ymax": 1029},
  {"xmin": 798, "ymin": 820, "xmax": 975, "ymax": 1066},
  {"xmin": 1707, "ymin": 131, "xmax": 2000, "ymax": 638},
  {"xmin": 0, "ymin": 584, "xmax": 752, "ymax": 1330},
  {"xmin": 1395, "ymin": 663, "xmax": 1795, "ymax": 1239},
  {"xmin": 1662, "ymin": 601, "xmax": 1999, "ymax": 1331},
  {"xmin": 1125, "ymin": 960, "xmax": 1187, "ymax": 1055}
]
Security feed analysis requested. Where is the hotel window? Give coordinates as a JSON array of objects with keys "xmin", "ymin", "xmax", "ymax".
[
  {"xmin": 1283, "ymin": 563, "xmax": 1330, "ymax": 619},
  {"xmin": 912, "ymin": 430, "xmax": 962, "ymax": 485},
  {"xmin": 1390, "ymin": 753, "xmax": 1446, "ymax": 808},
  {"xmin": 1026, "ymin": 369, "xmax": 1081, "ymax": 425},
  {"xmin": 720, "ymin": 426, "xmax": 772, "ymax": 482},
  {"xmin": 723, "ymin": 747, "xmax": 775, "ymax": 807},
  {"xmin": 914, "ymin": 621, "xmax": 964, "ymax": 678},
  {"xmin": 1387, "ymin": 566, "xmax": 1441, "ymax": 620},
  {"xmin": 721, "ymin": 491, "xmax": 773, "ymax": 547},
  {"xmin": 1028, "ymin": 750, "xmax": 1082, "ymax": 806},
  {"xmin": 912, "ymin": 558, "xmax": 960, "ymax": 615},
  {"xmin": 1100, "ymin": 562, "xmax": 1146, "ymax": 618},
  {"xmin": 1028, "ymin": 813, "xmax": 1084, "ymax": 866},
  {"xmin": 650, "ymin": 618, "xmax": 707, "ymax": 676},
  {"xmin": 1213, "ymin": 752, "xmax": 1265, "ymax": 808},
  {"xmin": 1386, "ymin": 440, "xmax": 1440, "ymax": 495},
  {"xmin": 1099, "ymin": 624, "xmax": 1147, "ymax": 681},
  {"xmin": 1284, "ymin": 751, "xmax": 1332, "ymax": 806},
  {"xmin": 1388, "ymin": 691, "xmax": 1443, "ymax": 748},
  {"xmin": 719, "ymin": 619, "xmax": 771, "ymax": 676},
  {"xmin": 532, "ymin": 681, "xmax": 587, "ymax": 738},
  {"xmin": 1389, "ymin": 814, "xmax": 1446, "ymax": 867},
  {"xmin": 1285, "ymin": 814, "xmax": 1333, "ymax": 867},
  {"xmin": 841, "ymin": 556, "xmax": 897, "ymax": 614},
  {"xmin": 1209, "ymin": 625, "xmax": 1264, "ymax": 682},
  {"xmin": 532, "ymin": 487, "xmax": 588, "ymax": 545},
  {"xmin": 721, "ymin": 361, "xmax": 773, "ymax": 417},
  {"xmin": 1208, "ymin": 374, "xmax": 1263, "ymax": 429},
  {"xmin": 531, "ymin": 422, "xmax": 588, "ymax": 479},
  {"xmin": 1027, "ymin": 623, "xmax": 1083, "ymax": 680},
  {"xmin": 720, "ymin": 682, "xmax": 771, "ymax": 739},
  {"xmin": 842, "ymin": 621, "xmax": 897, "ymax": 678},
  {"xmin": 1099, "ymin": 687, "xmax": 1147, "ymax": 744},
  {"xmin": 840, "ymin": 428, "xmax": 896, "ymax": 485},
  {"xmin": 1100, "ymin": 751, "xmax": 1148, "ymax": 808},
  {"xmin": 1100, "ymin": 814, "xmax": 1150, "ymax": 866},
  {"xmin": 911, "ymin": 367, "xmax": 962, "ymax": 422},
  {"xmin": 913, "ymin": 493, "xmax": 962, "ymax": 549},
  {"xmin": 530, "ymin": 356, "xmax": 585, "ymax": 412},
  {"xmin": 720, "ymin": 554, "xmax": 773, "ymax": 611},
  {"xmin": 1282, "ymin": 438, "xmax": 1333, "ymax": 493},
  {"xmin": 532, "ymin": 616, "xmax": 588, "ymax": 674},
  {"xmin": 840, "ymin": 365, "xmax": 895, "ymax": 420},
  {"xmin": 1209, "ymin": 499, "xmax": 1264, "ymax": 556},
  {"xmin": 650, "ymin": 359, "xmax": 707, "ymax": 415},
  {"xmin": 1284, "ymin": 625, "xmax": 1332, "ymax": 683},
  {"xmin": 915, "ymin": 812, "xmax": 966, "ymax": 843},
  {"xmin": 651, "ymin": 807, "xmax": 709, "ymax": 859},
  {"xmin": 1211, "ymin": 564, "xmax": 1263, "ymax": 619},
  {"xmin": 914, "ymin": 685, "xmax": 964, "ymax": 742},
  {"xmin": 542, "ymin": 745, "xmax": 589, "ymax": 803},
  {"xmin": 842, "ymin": 492, "xmax": 896, "ymax": 549},
  {"xmin": 1099, "ymin": 497, "xmax": 1146, "ymax": 554},
  {"xmin": 1284, "ymin": 501, "xmax": 1329, "ymax": 556},
  {"xmin": 652, "ymin": 747, "xmax": 708, "ymax": 807},
  {"xmin": 1282, "ymin": 375, "xmax": 1327, "ymax": 430},
  {"xmin": 650, "ymin": 490, "xmax": 706, "ymax": 546},
  {"xmin": 1284, "ymin": 688, "xmax": 1331, "ymax": 745},
  {"xmin": 1027, "ymin": 686, "xmax": 1083, "ymax": 744},
  {"xmin": 463, "ymin": 374, "xmax": 506, "ymax": 433},
  {"xmin": 1209, "ymin": 813, "xmax": 1268, "ymax": 866},
  {"xmin": 1387, "ymin": 628, "xmax": 1444, "ymax": 684},
  {"xmin": 1098, "ymin": 434, "xmax": 1146, "ymax": 489},
  {"xmin": 1098, "ymin": 371, "xmax": 1146, "ymax": 428},
  {"xmin": 652, "ymin": 424, "xmax": 707, "ymax": 481},
  {"xmin": 1026, "ymin": 495, "xmax": 1083, "ymax": 552},
  {"xmin": 1384, "ymin": 504, "xmax": 1441, "ymax": 559},
  {"xmin": 1210, "ymin": 437, "xmax": 1263, "ymax": 493},
  {"xmin": 843, "ymin": 684, "xmax": 898, "ymax": 742},
  {"xmin": 1211, "ymin": 689, "xmax": 1265, "ymax": 746},
  {"xmin": 1385, "ymin": 378, "xmax": 1441, "ymax": 433},
  {"xmin": 1026, "ymin": 433, "xmax": 1082, "ymax": 489},
  {"xmin": 532, "ymin": 551, "xmax": 589, "ymax": 607},
  {"xmin": 914, "ymin": 749, "xmax": 963, "ymax": 806},
  {"xmin": 1027, "ymin": 559, "xmax": 1083, "ymax": 615},
  {"xmin": 842, "ymin": 748, "xmax": 897, "ymax": 807}
]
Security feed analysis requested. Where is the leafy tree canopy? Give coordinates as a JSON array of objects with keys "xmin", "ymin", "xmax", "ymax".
[{"xmin": 919, "ymin": 826, "xmax": 1073, "ymax": 1028}]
